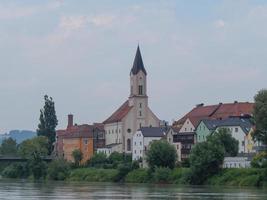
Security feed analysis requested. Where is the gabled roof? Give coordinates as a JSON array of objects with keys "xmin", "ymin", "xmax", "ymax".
[
  {"xmin": 103, "ymin": 100, "xmax": 133, "ymax": 124},
  {"xmin": 201, "ymin": 117, "xmax": 253, "ymax": 134},
  {"xmin": 140, "ymin": 127, "xmax": 165, "ymax": 137},
  {"xmin": 174, "ymin": 102, "xmax": 254, "ymax": 128},
  {"xmin": 130, "ymin": 45, "xmax": 147, "ymax": 75}
]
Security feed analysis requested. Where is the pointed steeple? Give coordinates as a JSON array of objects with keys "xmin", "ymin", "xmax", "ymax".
[{"xmin": 131, "ymin": 45, "xmax": 147, "ymax": 75}]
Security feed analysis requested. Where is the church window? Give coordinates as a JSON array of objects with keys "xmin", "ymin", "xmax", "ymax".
[
  {"xmin": 127, "ymin": 139, "xmax": 131, "ymax": 151},
  {"xmin": 139, "ymin": 111, "xmax": 142, "ymax": 116},
  {"xmin": 138, "ymin": 85, "xmax": 143, "ymax": 95},
  {"xmin": 140, "ymin": 103, "xmax": 142, "ymax": 108},
  {"xmin": 127, "ymin": 129, "xmax": 131, "ymax": 133}
]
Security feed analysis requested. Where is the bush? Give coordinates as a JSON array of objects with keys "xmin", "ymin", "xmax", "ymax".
[
  {"xmin": 2, "ymin": 163, "xmax": 30, "ymax": 178},
  {"xmin": 146, "ymin": 140, "xmax": 177, "ymax": 170},
  {"xmin": 47, "ymin": 159, "xmax": 71, "ymax": 180},
  {"xmin": 68, "ymin": 168, "xmax": 118, "ymax": 182},
  {"xmin": 169, "ymin": 168, "xmax": 191, "ymax": 184},
  {"xmin": 113, "ymin": 163, "xmax": 132, "ymax": 182},
  {"xmin": 207, "ymin": 168, "xmax": 265, "ymax": 186},
  {"xmin": 251, "ymin": 152, "xmax": 267, "ymax": 168},
  {"xmin": 125, "ymin": 168, "xmax": 150, "ymax": 183},
  {"xmin": 87, "ymin": 152, "xmax": 108, "ymax": 168},
  {"xmin": 153, "ymin": 167, "xmax": 171, "ymax": 183}
]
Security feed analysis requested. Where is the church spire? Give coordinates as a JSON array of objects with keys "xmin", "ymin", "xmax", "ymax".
[{"xmin": 131, "ymin": 45, "xmax": 147, "ymax": 75}]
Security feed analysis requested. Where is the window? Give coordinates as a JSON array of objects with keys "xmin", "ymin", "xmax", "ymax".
[
  {"xmin": 242, "ymin": 141, "xmax": 245, "ymax": 146},
  {"xmin": 140, "ymin": 141, "xmax": 142, "ymax": 145},
  {"xmin": 144, "ymin": 146, "xmax": 147, "ymax": 151},
  {"xmin": 139, "ymin": 103, "xmax": 142, "ymax": 108},
  {"xmin": 185, "ymin": 128, "xmax": 187, "ymax": 131},
  {"xmin": 134, "ymin": 150, "xmax": 136, "ymax": 154},
  {"xmin": 138, "ymin": 85, "xmax": 143, "ymax": 95},
  {"xmin": 134, "ymin": 142, "xmax": 136, "ymax": 145},
  {"xmin": 140, "ymin": 150, "xmax": 142, "ymax": 154},
  {"xmin": 131, "ymin": 86, "xmax": 133, "ymax": 94},
  {"xmin": 235, "ymin": 127, "xmax": 238, "ymax": 132},
  {"xmin": 139, "ymin": 111, "xmax": 142, "ymax": 116},
  {"xmin": 112, "ymin": 130, "xmax": 114, "ymax": 134},
  {"xmin": 83, "ymin": 139, "xmax": 88, "ymax": 145},
  {"xmin": 127, "ymin": 139, "xmax": 131, "ymax": 151},
  {"xmin": 127, "ymin": 129, "xmax": 131, "ymax": 133},
  {"xmin": 139, "ymin": 123, "xmax": 142, "ymax": 128}
]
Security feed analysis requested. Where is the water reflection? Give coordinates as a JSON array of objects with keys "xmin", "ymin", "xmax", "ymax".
[{"xmin": 0, "ymin": 179, "xmax": 266, "ymax": 200}]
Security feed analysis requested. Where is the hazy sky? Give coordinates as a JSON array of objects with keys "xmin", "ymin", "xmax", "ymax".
[{"xmin": 0, "ymin": 0, "xmax": 266, "ymax": 133}]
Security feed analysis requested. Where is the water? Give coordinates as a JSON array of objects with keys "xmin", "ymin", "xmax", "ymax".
[{"xmin": 0, "ymin": 179, "xmax": 266, "ymax": 200}]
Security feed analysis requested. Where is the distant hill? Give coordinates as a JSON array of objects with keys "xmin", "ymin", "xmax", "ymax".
[{"xmin": 0, "ymin": 130, "xmax": 36, "ymax": 144}]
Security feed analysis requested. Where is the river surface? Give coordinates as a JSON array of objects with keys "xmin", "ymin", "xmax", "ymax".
[{"xmin": 0, "ymin": 179, "xmax": 266, "ymax": 200}]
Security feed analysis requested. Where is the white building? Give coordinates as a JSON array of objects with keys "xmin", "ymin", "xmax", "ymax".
[
  {"xmin": 214, "ymin": 118, "xmax": 253, "ymax": 153},
  {"xmin": 166, "ymin": 127, "xmax": 182, "ymax": 162},
  {"xmin": 223, "ymin": 156, "xmax": 252, "ymax": 168},
  {"xmin": 102, "ymin": 46, "xmax": 160, "ymax": 154},
  {"xmin": 97, "ymin": 143, "xmax": 123, "ymax": 157},
  {"xmin": 132, "ymin": 127, "xmax": 166, "ymax": 161}
]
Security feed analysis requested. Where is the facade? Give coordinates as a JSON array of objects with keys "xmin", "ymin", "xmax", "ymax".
[
  {"xmin": 55, "ymin": 114, "xmax": 105, "ymax": 163},
  {"xmin": 223, "ymin": 156, "xmax": 252, "ymax": 168},
  {"xmin": 166, "ymin": 127, "xmax": 182, "ymax": 162},
  {"xmin": 103, "ymin": 46, "xmax": 160, "ymax": 154},
  {"xmin": 132, "ymin": 127, "xmax": 165, "ymax": 162},
  {"xmin": 97, "ymin": 143, "xmax": 123, "ymax": 157},
  {"xmin": 173, "ymin": 102, "xmax": 254, "ymax": 133},
  {"xmin": 196, "ymin": 117, "xmax": 254, "ymax": 153}
]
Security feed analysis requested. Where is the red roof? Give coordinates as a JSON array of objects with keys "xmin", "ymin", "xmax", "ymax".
[
  {"xmin": 174, "ymin": 102, "xmax": 254, "ymax": 127},
  {"xmin": 103, "ymin": 100, "xmax": 133, "ymax": 124}
]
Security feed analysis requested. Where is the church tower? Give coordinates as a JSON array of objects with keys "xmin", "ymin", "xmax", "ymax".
[{"xmin": 129, "ymin": 45, "xmax": 149, "ymax": 129}]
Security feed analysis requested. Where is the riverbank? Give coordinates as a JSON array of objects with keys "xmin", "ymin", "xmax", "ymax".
[{"xmin": 67, "ymin": 167, "xmax": 267, "ymax": 187}]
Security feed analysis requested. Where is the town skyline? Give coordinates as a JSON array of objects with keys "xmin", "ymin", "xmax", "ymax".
[{"xmin": 1, "ymin": 0, "xmax": 267, "ymax": 133}]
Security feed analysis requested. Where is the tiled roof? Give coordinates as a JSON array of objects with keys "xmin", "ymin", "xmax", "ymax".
[
  {"xmin": 61, "ymin": 124, "xmax": 94, "ymax": 139},
  {"xmin": 201, "ymin": 117, "xmax": 253, "ymax": 134},
  {"xmin": 140, "ymin": 127, "xmax": 166, "ymax": 137},
  {"xmin": 103, "ymin": 100, "xmax": 133, "ymax": 124},
  {"xmin": 174, "ymin": 102, "xmax": 254, "ymax": 128}
]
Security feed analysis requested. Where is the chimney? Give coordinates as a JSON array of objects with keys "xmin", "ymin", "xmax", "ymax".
[
  {"xmin": 68, "ymin": 114, "xmax": 73, "ymax": 128},
  {"xmin": 196, "ymin": 103, "xmax": 204, "ymax": 107}
]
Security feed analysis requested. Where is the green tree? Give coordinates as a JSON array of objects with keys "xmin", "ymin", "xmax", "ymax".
[
  {"xmin": 208, "ymin": 128, "xmax": 239, "ymax": 156},
  {"xmin": 37, "ymin": 95, "xmax": 58, "ymax": 155},
  {"xmin": 189, "ymin": 140, "xmax": 225, "ymax": 184},
  {"xmin": 18, "ymin": 136, "xmax": 48, "ymax": 158},
  {"xmin": 87, "ymin": 152, "xmax": 108, "ymax": 167},
  {"xmin": 253, "ymin": 89, "xmax": 267, "ymax": 146},
  {"xmin": 72, "ymin": 149, "xmax": 83, "ymax": 166},
  {"xmin": 18, "ymin": 136, "xmax": 49, "ymax": 179},
  {"xmin": 0, "ymin": 138, "xmax": 17, "ymax": 155},
  {"xmin": 146, "ymin": 140, "xmax": 177, "ymax": 170},
  {"xmin": 47, "ymin": 158, "xmax": 70, "ymax": 180}
]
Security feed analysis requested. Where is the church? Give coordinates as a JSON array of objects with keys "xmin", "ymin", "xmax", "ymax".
[{"xmin": 102, "ymin": 46, "xmax": 160, "ymax": 154}]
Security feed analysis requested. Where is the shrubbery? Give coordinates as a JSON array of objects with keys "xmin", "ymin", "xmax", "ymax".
[
  {"xmin": 251, "ymin": 152, "xmax": 267, "ymax": 168},
  {"xmin": 2, "ymin": 163, "xmax": 30, "ymax": 178},
  {"xmin": 47, "ymin": 159, "xmax": 71, "ymax": 180}
]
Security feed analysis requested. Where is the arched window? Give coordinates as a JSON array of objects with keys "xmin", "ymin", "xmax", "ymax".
[{"xmin": 127, "ymin": 139, "xmax": 131, "ymax": 151}]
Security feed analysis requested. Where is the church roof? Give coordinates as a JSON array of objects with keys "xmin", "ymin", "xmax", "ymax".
[
  {"xmin": 103, "ymin": 100, "xmax": 133, "ymax": 124},
  {"xmin": 131, "ymin": 45, "xmax": 147, "ymax": 75}
]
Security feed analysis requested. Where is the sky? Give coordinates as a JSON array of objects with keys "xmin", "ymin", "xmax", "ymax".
[{"xmin": 0, "ymin": 0, "xmax": 267, "ymax": 133}]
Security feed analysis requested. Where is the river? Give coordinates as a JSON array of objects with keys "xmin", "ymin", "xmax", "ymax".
[{"xmin": 0, "ymin": 179, "xmax": 266, "ymax": 200}]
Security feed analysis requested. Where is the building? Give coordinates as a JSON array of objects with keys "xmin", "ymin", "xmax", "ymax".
[
  {"xmin": 166, "ymin": 127, "xmax": 182, "ymax": 162},
  {"xmin": 103, "ymin": 46, "xmax": 160, "ymax": 154},
  {"xmin": 132, "ymin": 127, "xmax": 166, "ymax": 164},
  {"xmin": 223, "ymin": 156, "xmax": 252, "ymax": 168},
  {"xmin": 97, "ymin": 143, "xmax": 123, "ymax": 157},
  {"xmin": 55, "ymin": 114, "xmax": 105, "ymax": 163},
  {"xmin": 196, "ymin": 117, "xmax": 254, "ymax": 153},
  {"xmin": 173, "ymin": 102, "xmax": 254, "ymax": 132}
]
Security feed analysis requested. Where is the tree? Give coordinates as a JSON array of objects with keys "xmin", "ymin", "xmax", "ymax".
[
  {"xmin": 0, "ymin": 138, "xmax": 17, "ymax": 155},
  {"xmin": 47, "ymin": 158, "xmax": 70, "ymax": 180},
  {"xmin": 87, "ymin": 152, "xmax": 108, "ymax": 167},
  {"xmin": 37, "ymin": 95, "xmax": 58, "ymax": 155},
  {"xmin": 72, "ymin": 149, "xmax": 83, "ymax": 166},
  {"xmin": 208, "ymin": 128, "xmax": 239, "ymax": 156},
  {"xmin": 18, "ymin": 136, "xmax": 48, "ymax": 158},
  {"xmin": 189, "ymin": 140, "xmax": 225, "ymax": 184},
  {"xmin": 253, "ymin": 89, "xmax": 267, "ymax": 146},
  {"xmin": 18, "ymin": 136, "xmax": 49, "ymax": 179},
  {"xmin": 146, "ymin": 140, "xmax": 177, "ymax": 170}
]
